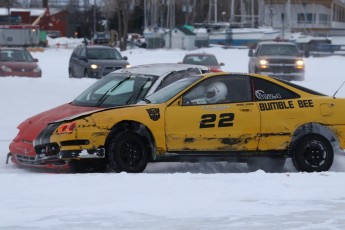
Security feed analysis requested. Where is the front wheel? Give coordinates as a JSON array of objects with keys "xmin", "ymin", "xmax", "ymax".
[
  {"xmin": 292, "ymin": 134, "xmax": 333, "ymax": 172},
  {"xmin": 84, "ymin": 69, "xmax": 89, "ymax": 78},
  {"xmin": 68, "ymin": 68, "xmax": 74, "ymax": 78},
  {"xmin": 107, "ymin": 131, "xmax": 148, "ymax": 173}
]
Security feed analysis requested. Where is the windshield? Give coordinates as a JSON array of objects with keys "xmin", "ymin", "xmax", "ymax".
[
  {"xmin": 184, "ymin": 55, "xmax": 218, "ymax": 66},
  {"xmin": 0, "ymin": 49, "xmax": 34, "ymax": 62},
  {"xmin": 258, "ymin": 44, "xmax": 299, "ymax": 56},
  {"xmin": 144, "ymin": 76, "xmax": 202, "ymax": 104},
  {"xmin": 72, "ymin": 73, "xmax": 158, "ymax": 107},
  {"xmin": 87, "ymin": 48, "xmax": 122, "ymax": 60}
]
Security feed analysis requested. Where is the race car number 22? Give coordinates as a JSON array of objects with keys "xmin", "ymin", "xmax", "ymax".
[{"xmin": 200, "ymin": 113, "xmax": 235, "ymax": 128}]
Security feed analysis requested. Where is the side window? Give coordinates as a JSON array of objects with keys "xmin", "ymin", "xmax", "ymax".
[
  {"xmin": 182, "ymin": 75, "xmax": 251, "ymax": 106},
  {"xmin": 156, "ymin": 69, "xmax": 200, "ymax": 91},
  {"xmin": 80, "ymin": 47, "xmax": 86, "ymax": 58},
  {"xmin": 74, "ymin": 47, "xmax": 81, "ymax": 57},
  {"xmin": 252, "ymin": 78, "xmax": 300, "ymax": 101}
]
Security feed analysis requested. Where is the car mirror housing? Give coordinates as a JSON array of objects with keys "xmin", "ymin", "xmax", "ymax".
[
  {"xmin": 79, "ymin": 56, "xmax": 87, "ymax": 61},
  {"xmin": 123, "ymin": 56, "xmax": 128, "ymax": 60}
]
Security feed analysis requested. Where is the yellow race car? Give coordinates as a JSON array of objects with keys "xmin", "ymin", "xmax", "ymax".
[{"xmin": 33, "ymin": 72, "xmax": 345, "ymax": 173}]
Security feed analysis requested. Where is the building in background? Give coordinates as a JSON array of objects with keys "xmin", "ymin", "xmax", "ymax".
[{"xmin": 264, "ymin": 0, "xmax": 345, "ymax": 36}]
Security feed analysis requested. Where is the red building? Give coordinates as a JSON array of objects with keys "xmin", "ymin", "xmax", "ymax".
[{"xmin": 0, "ymin": 7, "xmax": 69, "ymax": 37}]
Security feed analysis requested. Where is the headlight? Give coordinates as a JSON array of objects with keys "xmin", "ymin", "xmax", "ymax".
[
  {"xmin": 1, "ymin": 65, "xmax": 12, "ymax": 72},
  {"xmin": 56, "ymin": 122, "xmax": 76, "ymax": 135},
  {"xmin": 33, "ymin": 66, "xmax": 41, "ymax": 73},
  {"xmin": 90, "ymin": 64, "xmax": 98, "ymax": 69},
  {"xmin": 259, "ymin": 59, "xmax": 268, "ymax": 69},
  {"xmin": 125, "ymin": 64, "xmax": 131, "ymax": 68},
  {"xmin": 296, "ymin": 60, "xmax": 304, "ymax": 69}
]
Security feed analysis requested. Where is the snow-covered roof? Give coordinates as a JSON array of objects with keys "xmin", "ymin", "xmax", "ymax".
[{"xmin": 0, "ymin": 7, "xmax": 62, "ymax": 17}]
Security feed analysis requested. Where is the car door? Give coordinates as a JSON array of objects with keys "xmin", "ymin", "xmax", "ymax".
[
  {"xmin": 69, "ymin": 47, "xmax": 81, "ymax": 77},
  {"xmin": 251, "ymin": 77, "xmax": 302, "ymax": 151},
  {"xmin": 75, "ymin": 46, "xmax": 87, "ymax": 77},
  {"xmin": 165, "ymin": 75, "xmax": 261, "ymax": 152}
]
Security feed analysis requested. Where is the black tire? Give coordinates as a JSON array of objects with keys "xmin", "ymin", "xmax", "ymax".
[
  {"xmin": 292, "ymin": 134, "xmax": 333, "ymax": 172},
  {"xmin": 69, "ymin": 159, "xmax": 107, "ymax": 173},
  {"xmin": 247, "ymin": 157, "xmax": 286, "ymax": 173},
  {"xmin": 68, "ymin": 68, "xmax": 74, "ymax": 78},
  {"xmin": 84, "ymin": 69, "xmax": 89, "ymax": 78},
  {"xmin": 107, "ymin": 131, "xmax": 148, "ymax": 173}
]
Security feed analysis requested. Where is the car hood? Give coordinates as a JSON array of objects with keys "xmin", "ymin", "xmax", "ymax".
[
  {"xmin": 258, "ymin": 55, "xmax": 300, "ymax": 60},
  {"xmin": 88, "ymin": 59, "xmax": 129, "ymax": 67},
  {"xmin": 14, "ymin": 103, "xmax": 101, "ymax": 142}
]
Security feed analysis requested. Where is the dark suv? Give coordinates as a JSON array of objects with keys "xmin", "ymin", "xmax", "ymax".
[
  {"xmin": 69, "ymin": 45, "xmax": 130, "ymax": 78},
  {"xmin": 248, "ymin": 41, "xmax": 306, "ymax": 81}
]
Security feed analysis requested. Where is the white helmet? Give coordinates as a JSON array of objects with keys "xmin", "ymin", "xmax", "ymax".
[{"xmin": 205, "ymin": 82, "xmax": 227, "ymax": 103}]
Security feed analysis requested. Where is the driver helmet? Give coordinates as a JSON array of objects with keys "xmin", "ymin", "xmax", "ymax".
[{"xmin": 205, "ymin": 82, "xmax": 228, "ymax": 103}]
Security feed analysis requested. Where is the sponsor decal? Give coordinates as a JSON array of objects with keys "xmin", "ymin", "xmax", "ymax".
[
  {"xmin": 146, "ymin": 108, "xmax": 160, "ymax": 121},
  {"xmin": 200, "ymin": 113, "xmax": 235, "ymax": 128},
  {"xmin": 202, "ymin": 105, "xmax": 230, "ymax": 110},
  {"xmin": 255, "ymin": 90, "xmax": 282, "ymax": 100},
  {"xmin": 259, "ymin": 100, "xmax": 314, "ymax": 111}
]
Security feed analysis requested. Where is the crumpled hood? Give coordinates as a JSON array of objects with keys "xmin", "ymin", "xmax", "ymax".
[{"xmin": 14, "ymin": 103, "xmax": 101, "ymax": 142}]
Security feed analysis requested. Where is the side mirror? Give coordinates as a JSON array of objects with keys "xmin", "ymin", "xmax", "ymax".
[
  {"xmin": 79, "ymin": 56, "xmax": 87, "ymax": 61},
  {"xmin": 122, "ymin": 56, "xmax": 128, "ymax": 60},
  {"xmin": 248, "ymin": 49, "xmax": 254, "ymax": 57},
  {"xmin": 219, "ymin": 62, "xmax": 225, "ymax": 66},
  {"xmin": 33, "ymin": 58, "xmax": 38, "ymax": 62}
]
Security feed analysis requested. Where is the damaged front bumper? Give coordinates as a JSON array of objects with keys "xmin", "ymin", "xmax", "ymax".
[
  {"xmin": 7, "ymin": 152, "xmax": 69, "ymax": 170},
  {"xmin": 34, "ymin": 147, "xmax": 106, "ymax": 163}
]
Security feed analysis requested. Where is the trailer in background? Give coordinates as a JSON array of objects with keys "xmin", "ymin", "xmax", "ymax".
[{"xmin": 0, "ymin": 25, "xmax": 40, "ymax": 47}]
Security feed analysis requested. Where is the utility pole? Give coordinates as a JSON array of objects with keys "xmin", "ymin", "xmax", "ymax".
[
  {"xmin": 5, "ymin": 0, "xmax": 11, "ymax": 24},
  {"xmin": 93, "ymin": 0, "xmax": 96, "ymax": 37}
]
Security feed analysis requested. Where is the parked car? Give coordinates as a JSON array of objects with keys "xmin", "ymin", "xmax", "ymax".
[
  {"xmin": 248, "ymin": 41, "xmax": 306, "ymax": 81},
  {"xmin": 33, "ymin": 71, "xmax": 345, "ymax": 173},
  {"xmin": 181, "ymin": 53, "xmax": 224, "ymax": 72},
  {"xmin": 68, "ymin": 44, "xmax": 130, "ymax": 78},
  {"xmin": 0, "ymin": 47, "xmax": 41, "ymax": 77},
  {"xmin": 8, "ymin": 63, "xmax": 209, "ymax": 171}
]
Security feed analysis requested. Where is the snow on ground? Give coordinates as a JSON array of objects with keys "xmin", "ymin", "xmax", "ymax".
[{"xmin": 1, "ymin": 38, "xmax": 345, "ymax": 229}]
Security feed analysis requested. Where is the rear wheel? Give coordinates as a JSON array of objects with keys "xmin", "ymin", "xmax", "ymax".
[
  {"xmin": 292, "ymin": 134, "xmax": 333, "ymax": 172},
  {"xmin": 68, "ymin": 68, "xmax": 74, "ymax": 78},
  {"xmin": 107, "ymin": 131, "xmax": 148, "ymax": 173},
  {"xmin": 247, "ymin": 157, "xmax": 286, "ymax": 173},
  {"xmin": 84, "ymin": 69, "xmax": 89, "ymax": 78}
]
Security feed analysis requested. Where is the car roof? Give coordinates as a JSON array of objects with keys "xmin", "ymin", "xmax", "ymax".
[
  {"xmin": 257, "ymin": 41, "xmax": 296, "ymax": 46},
  {"xmin": 86, "ymin": 45, "xmax": 115, "ymax": 49},
  {"xmin": 114, "ymin": 63, "xmax": 209, "ymax": 76},
  {"xmin": 184, "ymin": 53, "xmax": 216, "ymax": 56}
]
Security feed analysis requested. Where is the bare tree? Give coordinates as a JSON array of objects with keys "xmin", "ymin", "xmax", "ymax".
[{"xmin": 102, "ymin": 0, "xmax": 132, "ymax": 51}]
